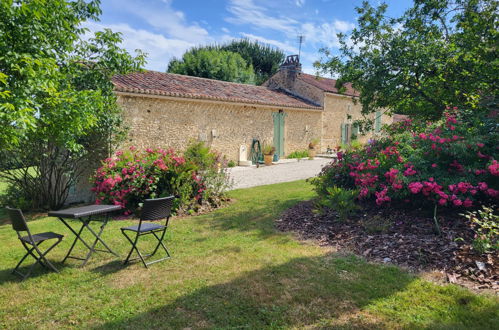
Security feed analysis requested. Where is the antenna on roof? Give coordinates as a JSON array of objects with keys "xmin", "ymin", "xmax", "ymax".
[{"xmin": 297, "ymin": 34, "xmax": 305, "ymax": 61}]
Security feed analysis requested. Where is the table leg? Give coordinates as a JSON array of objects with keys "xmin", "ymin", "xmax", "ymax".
[
  {"xmin": 81, "ymin": 217, "xmax": 119, "ymax": 257},
  {"xmin": 58, "ymin": 215, "xmax": 119, "ymax": 266},
  {"xmin": 60, "ymin": 218, "xmax": 94, "ymax": 264}
]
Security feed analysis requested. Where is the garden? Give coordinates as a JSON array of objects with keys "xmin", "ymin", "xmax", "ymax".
[
  {"xmin": 0, "ymin": 181, "xmax": 498, "ymax": 328},
  {"xmin": 0, "ymin": 0, "xmax": 498, "ymax": 328},
  {"xmin": 278, "ymin": 108, "xmax": 498, "ymax": 291}
]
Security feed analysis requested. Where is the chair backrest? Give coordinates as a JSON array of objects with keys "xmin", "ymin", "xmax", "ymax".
[
  {"xmin": 141, "ymin": 196, "xmax": 175, "ymax": 221},
  {"xmin": 6, "ymin": 207, "xmax": 29, "ymax": 232}
]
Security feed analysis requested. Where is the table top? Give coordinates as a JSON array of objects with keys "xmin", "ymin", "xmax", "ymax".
[{"xmin": 48, "ymin": 204, "xmax": 122, "ymax": 219}]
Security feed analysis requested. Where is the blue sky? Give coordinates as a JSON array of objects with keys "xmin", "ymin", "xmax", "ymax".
[{"xmin": 86, "ymin": 0, "xmax": 412, "ymax": 74}]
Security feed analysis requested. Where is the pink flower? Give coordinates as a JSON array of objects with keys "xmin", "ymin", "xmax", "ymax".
[
  {"xmin": 476, "ymin": 143, "xmax": 484, "ymax": 148},
  {"xmin": 453, "ymin": 199, "xmax": 463, "ymax": 207},
  {"xmin": 431, "ymin": 163, "xmax": 437, "ymax": 168},
  {"xmin": 408, "ymin": 182, "xmax": 423, "ymax": 194},
  {"xmin": 463, "ymin": 199, "xmax": 473, "ymax": 208},
  {"xmin": 486, "ymin": 188, "xmax": 499, "ymax": 198},
  {"xmin": 478, "ymin": 182, "xmax": 488, "ymax": 191},
  {"xmin": 438, "ymin": 199, "xmax": 447, "ymax": 206},
  {"xmin": 488, "ymin": 160, "xmax": 499, "ymax": 176},
  {"xmin": 403, "ymin": 166, "xmax": 417, "ymax": 176}
]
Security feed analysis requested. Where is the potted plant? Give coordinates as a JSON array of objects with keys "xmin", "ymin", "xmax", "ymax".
[
  {"xmin": 262, "ymin": 144, "xmax": 275, "ymax": 166},
  {"xmin": 308, "ymin": 138, "xmax": 320, "ymax": 159}
]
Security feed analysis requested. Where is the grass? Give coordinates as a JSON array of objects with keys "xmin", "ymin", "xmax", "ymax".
[
  {"xmin": 0, "ymin": 180, "xmax": 497, "ymax": 328},
  {"xmin": 286, "ymin": 150, "xmax": 309, "ymax": 159}
]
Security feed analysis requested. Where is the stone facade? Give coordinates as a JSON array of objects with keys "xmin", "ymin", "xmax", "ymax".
[{"xmin": 117, "ymin": 93, "xmax": 323, "ymax": 161}]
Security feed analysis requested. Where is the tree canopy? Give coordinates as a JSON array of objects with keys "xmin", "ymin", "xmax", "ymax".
[
  {"xmin": 167, "ymin": 39, "xmax": 285, "ymax": 85},
  {"xmin": 316, "ymin": 0, "xmax": 498, "ymax": 120},
  {"xmin": 0, "ymin": 0, "xmax": 145, "ymax": 209},
  {"xmin": 168, "ymin": 49, "xmax": 255, "ymax": 84}
]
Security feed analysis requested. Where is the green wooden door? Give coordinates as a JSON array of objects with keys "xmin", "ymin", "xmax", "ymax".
[{"xmin": 273, "ymin": 111, "xmax": 286, "ymax": 158}]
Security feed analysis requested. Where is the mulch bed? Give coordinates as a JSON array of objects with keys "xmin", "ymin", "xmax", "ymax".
[{"xmin": 276, "ymin": 200, "xmax": 498, "ymax": 292}]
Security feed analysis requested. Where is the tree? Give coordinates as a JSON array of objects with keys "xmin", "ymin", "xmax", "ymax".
[
  {"xmin": 0, "ymin": 0, "xmax": 145, "ymax": 209},
  {"xmin": 221, "ymin": 39, "xmax": 285, "ymax": 85},
  {"xmin": 167, "ymin": 39, "xmax": 285, "ymax": 85},
  {"xmin": 316, "ymin": 0, "xmax": 498, "ymax": 120},
  {"xmin": 168, "ymin": 49, "xmax": 255, "ymax": 84}
]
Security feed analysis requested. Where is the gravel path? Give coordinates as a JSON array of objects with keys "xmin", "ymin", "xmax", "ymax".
[{"xmin": 228, "ymin": 158, "xmax": 332, "ymax": 190}]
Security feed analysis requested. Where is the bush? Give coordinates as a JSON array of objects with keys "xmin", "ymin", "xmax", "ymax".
[
  {"xmin": 317, "ymin": 186, "xmax": 359, "ymax": 221},
  {"xmin": 287, "ymin": 150, "xmax": 308, "ymax": 159},
  {"xmin": 461, "ymin": 205, "xmax": 498, "ymax": 254},
  {"xmin": 312, "ymin": 108, "xmax": 498, "ymax": 212},
  {"xmin": 92, "ymin": 144, "xmax": 231, "ymax": 215}
]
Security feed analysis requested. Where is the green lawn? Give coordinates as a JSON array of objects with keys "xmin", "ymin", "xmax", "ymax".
[{"xmin": 0, "ymin": 180, "xmax": 497, "ymax": 329}]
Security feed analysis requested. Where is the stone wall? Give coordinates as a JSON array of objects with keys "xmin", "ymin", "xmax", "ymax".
[
  {"xmin": 322, "ymin": 93, "xmax": 393, "ymax": 149},
  {"xmin": 117, "ymin": 93, "xmax": 323, "ymax": 160}
]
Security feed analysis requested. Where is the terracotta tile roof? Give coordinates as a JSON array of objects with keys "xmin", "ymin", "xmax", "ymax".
[
  {"xmin": 298, "ymin": 73, "xmax": 359, "ymax": 97},
  {"xmin": 113, "ymin": 71, "xmax": 322, "ymax": 110}
]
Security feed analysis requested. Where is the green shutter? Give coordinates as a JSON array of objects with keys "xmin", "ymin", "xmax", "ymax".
[
  {"xmin": 375, "ymin": 111, "xmax": 381, "ymax": 132},
  {"xmin": 341, "ymin": 123, "xmax": 346, "ymax": 145}
]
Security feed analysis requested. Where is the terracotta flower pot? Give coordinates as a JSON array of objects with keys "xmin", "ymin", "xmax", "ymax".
[
  {"xmin": 264, "ymin": 154, "xmax": 273, "ymax": 166},
  {"xmin": 308, "ymin": 149, "xmax": 316, "ymax": 159}
]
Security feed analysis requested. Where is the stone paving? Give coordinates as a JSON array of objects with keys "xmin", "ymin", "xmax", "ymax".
[{"xmin": 228, "ymin": 157, "xmax": 332, "ymax": 190}]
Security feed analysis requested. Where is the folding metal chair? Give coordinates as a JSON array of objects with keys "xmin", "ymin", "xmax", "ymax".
[
  {"xmin": 121, "ymin": 196, "xmax": 174, "ymax": 268},
  {"xmin": 6, "ymin": 207, "xmax": 64, "ymax": 280}
]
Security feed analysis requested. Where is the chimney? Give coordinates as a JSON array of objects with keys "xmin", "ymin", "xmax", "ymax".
[
  {"xmin": 280, "ymin": 54, "xmax": 301, "ymax": 73},
  {"xmin": 274, "ymin": 54, "xmax": 301, "ymax": 90}
]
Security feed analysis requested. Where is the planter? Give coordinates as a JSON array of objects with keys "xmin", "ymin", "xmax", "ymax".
[
  {"xmin": 308, "ymin": 149, "xmax": 316, "ymax": 159},
  {"xmin": 264, "ymin": 154, "xmax": 273, "ymax": 166}
]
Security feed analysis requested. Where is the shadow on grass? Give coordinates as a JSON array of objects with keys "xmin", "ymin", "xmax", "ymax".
[
  {"xmin": 93, "ymin": 253, "xmax": 411, "ymax": 329},
  {"xmin": 206, "ymin": 197, "xmax": 306, "ymax": 239},
  {"xmin": 91, "ymin": 259, "xmax": 126, "ymax": 276},
  {"xmin": 93, "ymin": 252, "xmax": 498, "ymax": 329},
  {"xmin": 0, "ymin": 260, "xmax": 71, "ymax": 284}
]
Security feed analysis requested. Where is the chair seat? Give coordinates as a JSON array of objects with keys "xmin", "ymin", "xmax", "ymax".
[
  {"xmin": 20, "ymin": 232, "xmax": 64, "ymax": 245},
  {"xmin": 121, "ymin": 222, "xmax": 165, "ymax": 233}
]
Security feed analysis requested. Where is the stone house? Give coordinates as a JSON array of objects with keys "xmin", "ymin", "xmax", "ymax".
[
  {"xmin": 112, "ymin": 55, "xmax": 392, "ymax": 162},
  {"xmin": 69, "ymin": 55, "xmax": 392, "ymax": 203}
]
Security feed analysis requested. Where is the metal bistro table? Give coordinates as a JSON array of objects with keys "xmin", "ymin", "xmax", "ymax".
[{"xmin": 48, "ymin": 205, "xmax": 122, "ymax": 266}]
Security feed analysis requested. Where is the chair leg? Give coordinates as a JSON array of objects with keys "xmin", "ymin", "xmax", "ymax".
[
  {"xmin": 150, "ymin": 230, "xmax": 171, "ymax": 259},
  {"xmin": 13, "ymin": 239, "xmax": 63, "ymax": 280},
  {"xmin": 122, "ymin": 230, "xmax": 149, "ymax": 268},
  {"xmin": 33, "ymin": 239, "xmax": 63, "ymax": 273}
]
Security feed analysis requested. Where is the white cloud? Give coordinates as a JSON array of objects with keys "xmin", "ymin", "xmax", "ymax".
[
  {"xmin": 240, "ymin": 33, "xmax": 298, "ymax": 54},
  {"xmin": 226, "ymin": 0, "xmax": 354, "ymax": 50},
  {"xmin": 226, "ymin": 0, "xmax": 297, "ymax": 34},
  {"xmin": 295, "ymin": 0, "xmax": 305, "ymax": 7},
  {"xmin": 221, "ymin": 27, "xmax": 230, "ymax": 33},
  {"xmin": 333, "ymin": 20, "xmax": 355, "ymax": 33},
  {"xmin": 300, "ymin": 19, "xmax": 354, "ymax": 48},
  {"xmin": 103, "ymin": 0, "xmax": 211, "ymax": 44},
  {"xmin": 83, "ymin": 21, "xmax": 196, "ymax": 71}
]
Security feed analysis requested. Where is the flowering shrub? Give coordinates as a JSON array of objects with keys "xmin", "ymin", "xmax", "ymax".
[
  {"xmin": 312, "ymin": 108, "xmax": 498, "ymax": 211},
  {"xmin": 92, "ymin": 144, "xmax": 231, "ymax": 215}
]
